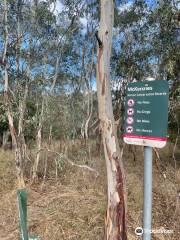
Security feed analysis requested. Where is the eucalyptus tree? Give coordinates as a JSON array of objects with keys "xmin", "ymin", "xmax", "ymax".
[
  {"xmin": 0, "ymin": 0, "xmax": 73, "ymax": 181},
  {"xmin": 96, "ymin": 1, "xmax": 127, "ymax": 239},
  {"xmin": 112, "ymin": 0, "xmax": 179, "ymax": 82},
  {"xmin": 1, "ymin": 0, "xmax": 32, "ymax": 187},
  {"xmin": 111, "ymin": 0, "xmax": 179, "ymax": 142},
  {"xmin": 30, "ymin": 0, "xmax": 83, "ymax": 179}
]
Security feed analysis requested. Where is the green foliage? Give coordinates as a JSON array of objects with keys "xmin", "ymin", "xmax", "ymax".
[
  {"xmin": 113, "ymin": 1, "xmax": 179, "ymax": 81},
  {"xmin": 0, "ymin": 0, "xmax": 179, "ymax": 144}
]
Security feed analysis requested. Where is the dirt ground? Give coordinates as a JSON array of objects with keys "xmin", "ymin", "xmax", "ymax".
[{"xmin": 0, "ymin": 140, "xmax": 179, "ymax": 240}]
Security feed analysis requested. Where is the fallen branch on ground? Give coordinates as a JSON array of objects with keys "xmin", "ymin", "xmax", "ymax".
[{"xmin": 38, "ymin": 147, "xmax": 99, "ymax": 176}]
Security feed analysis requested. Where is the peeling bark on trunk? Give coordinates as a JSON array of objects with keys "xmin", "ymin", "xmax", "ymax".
[{"xmin": 96, "ymin": 1, "xmax": 127, "ymax": 239}]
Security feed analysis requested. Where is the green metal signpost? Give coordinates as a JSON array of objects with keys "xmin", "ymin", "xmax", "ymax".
[{"xmin": 123, "ymin": 80, "xmax": 169, "ymax": 240}]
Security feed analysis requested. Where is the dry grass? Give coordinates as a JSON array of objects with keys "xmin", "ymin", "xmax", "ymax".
[
  {"xmin": 0, "ymin": 140, "xmax": 179, "ymax": 240},
  {"xmin": 0, "ymin": 150, "xmax": 16, "ymax": 192}
]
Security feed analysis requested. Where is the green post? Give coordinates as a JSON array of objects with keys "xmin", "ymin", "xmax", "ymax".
[{"xmin": 17, "ymin": 188, "xmax": 29, "ymax": 240}]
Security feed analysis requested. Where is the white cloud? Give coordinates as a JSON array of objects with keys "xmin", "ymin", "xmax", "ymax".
[{"xmin": 118, "ymin": 2, "xmax": 133, "ymax": 13}]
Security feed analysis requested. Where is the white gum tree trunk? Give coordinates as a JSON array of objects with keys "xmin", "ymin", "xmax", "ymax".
[
  {"xmin": 3, "ymin": 0, "xmax": 25, "ymax": 188},
  {"xmin": 96, "ymin": 1, "xmax": 127, "ymax": 239},
  {"xmin": 32, "ymin": 96, "xmax": 44, "ymax": 181}
]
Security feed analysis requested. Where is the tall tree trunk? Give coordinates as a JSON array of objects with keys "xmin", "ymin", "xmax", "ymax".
[
  {"xmin": 50, "ymin": 55, "xmax": 60, "ymax": 94},
  {"xmin": 18, "ymin": 83, "xmax": 28, "ymax": 164},
  {"xmin": 84, "ymin": 48, "xmax": 94, "ymax": 139},
  {"xmin": 96, "ymin": 1, "xmax": 127, "ymax": 239},
  {"xmin": 3, "ymin": 0, "xmax": 25, "ymax": 188},
  {"xmin": 32, "ymin": 97, "xmax": 44, "ymax": 181}
]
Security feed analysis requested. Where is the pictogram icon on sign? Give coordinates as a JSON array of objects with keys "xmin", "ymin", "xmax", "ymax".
[
  {"xmin": 126, "ymin": 117, "xmax": 134, "ymax": 125},
  {"xmin": 127, "ymin": 99, "xmax": 135, "ymax": 107},
  {"xmin": 126, "ymin": 126, "xmax": 133, "ymax": 133},
  {"xmin": 127, "ymin": 108, "xmax": 134, "ymax": 116}
]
